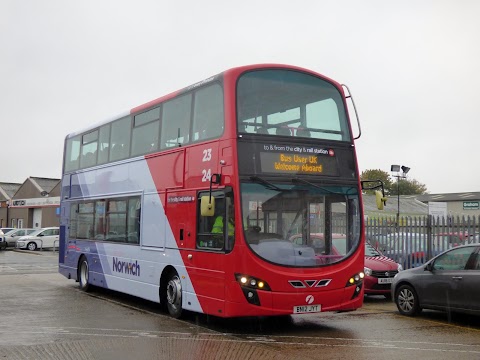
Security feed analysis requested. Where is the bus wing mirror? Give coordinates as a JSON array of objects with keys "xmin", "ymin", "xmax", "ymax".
[
  {"xmin": 361, "ymin": 180, "xmax": 387, "ymax": 210},
  {"xmin": 200, "ymin": 195, "xmax": 215, "ymax": 217},
  {"xmin": 375, "ymin": 190, "xmax": 387, "ymax": 210}
]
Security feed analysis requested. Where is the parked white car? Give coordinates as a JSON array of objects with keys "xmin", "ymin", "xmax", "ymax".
[
  {"xmin": 16, "ymin": 227, "xmax": 60, "ymax": 251},
  {"xmin": 2, "ymin": 228, "xmax": 36, "ymax": 247}
]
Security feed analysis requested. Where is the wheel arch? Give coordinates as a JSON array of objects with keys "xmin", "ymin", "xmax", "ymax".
[
  {"xmin": 76, "ymin": 253, "xmax": 88, "ymax": 281},
  {"xmin": 394, "ymin": 280, "xmax": 416, "ymax": 298},
  {"xmin": 159, "ymin": 265, "xmax": 178, "ymax": 304},
  {"xmin": 395, "ymin": 281, "xmax": 423, "ymax": 316}
]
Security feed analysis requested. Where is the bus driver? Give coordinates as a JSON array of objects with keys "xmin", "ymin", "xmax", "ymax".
[{"xmin": 212, "ymin": 206, "xmax": 234, "ymax": 236}]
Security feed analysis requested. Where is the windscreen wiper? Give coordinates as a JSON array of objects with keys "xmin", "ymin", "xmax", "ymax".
[
  {"xmin": 291, "ymin": 177, "xmax": 344, "ymax": 195},
  {"xmin": 249, "ymin": 176, "xmax": 286, "ymax": 191},
  {"xmin": 292, "ymin": 177, "xmax": 358, "ymax": 197}
]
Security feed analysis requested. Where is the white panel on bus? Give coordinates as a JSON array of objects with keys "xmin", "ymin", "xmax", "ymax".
[{"xmin": 141, "ymin": 193, "xmax": 166, "ymax": 249}]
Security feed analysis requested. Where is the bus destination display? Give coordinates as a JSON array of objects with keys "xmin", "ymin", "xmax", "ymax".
[{"xmin": 259, "ymin": 144, "xmax": 338, "ymax": 176}]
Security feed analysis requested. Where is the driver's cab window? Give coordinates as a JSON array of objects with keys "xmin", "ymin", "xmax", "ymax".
[{"xmin": 197, "ymin": 189, "xmax": 234, "ymax": 252}]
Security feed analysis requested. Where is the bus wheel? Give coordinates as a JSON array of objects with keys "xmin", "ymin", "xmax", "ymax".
[
  {"xmin": 166, "ymin": 272, "xmax": 183, "ymax": 318},
  {"xmin": 27, "ymin": 242, "xmax": 37, "ymax": 251},
  {"xmin": 78, "ymin": 256, "xmax": 91, "ymax": 292}
]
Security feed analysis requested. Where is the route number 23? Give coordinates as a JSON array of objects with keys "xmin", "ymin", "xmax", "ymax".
[{"xmin": 202, "ymin": 149, "xmax": 212, "ymax": 162}]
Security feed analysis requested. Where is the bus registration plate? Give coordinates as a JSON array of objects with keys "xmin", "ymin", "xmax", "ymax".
[
  {"xmin": 293, "ymin": 304, "xmax": 321, "ymax": 314},
  {"xmin": 378, "ymin": 278, "xmax": 394, "ymax": 284}
]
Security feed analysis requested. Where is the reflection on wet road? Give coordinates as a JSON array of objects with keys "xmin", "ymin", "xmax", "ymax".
[
  {"xmin": 0, "ymin": 249, "xmax": 58, "ymax": 274},
  {"xmin": 1, "ymin": 249, "xmax": 479, "ymax": 359}
]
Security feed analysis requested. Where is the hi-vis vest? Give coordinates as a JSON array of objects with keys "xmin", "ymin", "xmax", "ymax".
[{"xmin": 212, "ymin": 216, "xmax": 234, "ymax": 236}]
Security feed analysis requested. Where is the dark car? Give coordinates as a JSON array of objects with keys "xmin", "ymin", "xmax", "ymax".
[{"xmin": 392, "ymin": 244, "xmax": 480, "ymax": 316}]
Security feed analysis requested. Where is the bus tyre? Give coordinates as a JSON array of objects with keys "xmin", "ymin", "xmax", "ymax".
[
  {"xmin": 395, "ymin": 284, "xmax": 421, "ymax": 316},
  {"xmin": 78, "ymin": 256, "xmax": 91, "ymax": 292},
  {"xmin": 166, "ymin": 272, "xmax": 183, "ymax": 318},
  {"xmin": 27, "ymin": 242, "xmax": 37, "ymax": 251}
]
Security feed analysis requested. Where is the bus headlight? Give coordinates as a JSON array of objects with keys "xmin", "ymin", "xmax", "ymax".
[
  {"xmin": 346, "ymin": 272, "xmax": 364, "ymax": 287},
  {"xmin": 346, "ymin": 271, "xmax": 364, "ymax": 299},
  {"xmin": 235, "ymin": 273, "xmax": 271, "ymax": 306},
  {"xmin": 235, "ymin": 273, "xmax": 271, "ymax": 291}
]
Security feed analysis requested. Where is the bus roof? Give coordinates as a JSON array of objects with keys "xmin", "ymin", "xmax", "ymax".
[{"xmin": 65, "ymin": 63, "xmax": 341, "ymax": 140}]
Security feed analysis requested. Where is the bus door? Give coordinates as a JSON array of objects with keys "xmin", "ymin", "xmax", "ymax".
[{"xmin": 185, "ymin": 189, "xmax": 234, "ymax": 315}]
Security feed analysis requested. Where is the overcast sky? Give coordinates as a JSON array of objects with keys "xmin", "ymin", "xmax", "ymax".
[{"xmin": 1, "ymin": 0, "xmax": 479, "ymax": 194}]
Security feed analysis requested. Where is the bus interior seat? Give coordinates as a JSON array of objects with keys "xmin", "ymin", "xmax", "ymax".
[
  {"xmin": 83, "ymin": 151, "xmax": 97, "ymax": 167},
  {"xmin": 256, "ymin": 126, "xmax": 269, "ymax": 134},
  {"xmin": 149, "ymin": 142, "xmax": 158, "ymax": 152},
  {"xmin": 276, "ymin": 127, "xmax": 291, "ymax": 136},
  {"xmin": 296, "ymin": 127, "xmax": 311, "ymax": 137},
  {"xmin": 201, "ymin": 217, "xmax": 215, "ymax": 234}
]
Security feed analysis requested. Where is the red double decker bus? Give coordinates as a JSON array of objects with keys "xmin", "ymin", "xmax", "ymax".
[{"xmin": 59, "ymin": 64, "xmax": 381, "ymax": 318}]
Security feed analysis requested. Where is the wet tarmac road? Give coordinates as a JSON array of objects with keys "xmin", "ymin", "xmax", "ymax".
[{"xmin": 1, "ymin": 249, "xmax": 479, "ymax": 359}]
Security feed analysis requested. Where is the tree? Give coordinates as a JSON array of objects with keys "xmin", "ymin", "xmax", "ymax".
[
  {"xmin": 361, "ymin": 169, "xmax": 428, "ymax": 195},
  {"xmin": 360, "ymin": 169, "xmax": 393, "ymax": 195},
  {"xmin": 390, "ymin": 178, "xmax": 428, "ymax": 195}
]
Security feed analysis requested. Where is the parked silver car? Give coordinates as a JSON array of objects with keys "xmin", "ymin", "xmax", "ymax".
[
  {"xmin": 16, "ymin": 227, "xmax": 60, "ymax": 251},
  {"xmin": 0, "ymin": 228, "xmax": 15, "ymax": 235},
  {"xmin": 0, "ymin": 230, "xmax": 6, "ymax": 250},
  {"xmin": 392, "ymin": 244, "xmax": 480, "ymax": 316},
  {"xmin": 0, "ymin": 228, "xmax": 15, "ymax": 250},
  {"xmin": 1, "ymin": 228, "xmax": 36, "ymax": 247}
]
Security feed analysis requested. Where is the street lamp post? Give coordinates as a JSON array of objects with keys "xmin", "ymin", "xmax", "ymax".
[{"xmin": 390, "ymin": 165, "xmax": 410, "ymax": 229}]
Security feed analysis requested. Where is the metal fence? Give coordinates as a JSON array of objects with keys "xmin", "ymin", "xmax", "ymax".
[{"xmin": 366, "ymin": 215, "xmax": 480, "ymax": 269}]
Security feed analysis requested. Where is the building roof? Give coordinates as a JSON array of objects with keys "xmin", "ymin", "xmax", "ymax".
[
  {"xmin": 29, "ymin": 177, "xmax": 61, "ymax": 194},
  {"xmin": 363, "ymin": 194, "xmax": 428, "ymax": 217},
  {"xmin": 416, "ymin": 192, "xmax": 480, "ymax": 203},
  {"xmin": 0, "ymin": 182, "xmax": 22, "ymax": 201},
  {"xmin": 10, "ymin": 177, "xmax": 61, "ymax": 199},
  {"xmin": 364, "ymin": 192, "xmax": 480, "ymax": 218}
]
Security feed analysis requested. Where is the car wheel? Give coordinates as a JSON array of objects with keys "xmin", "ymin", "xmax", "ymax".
[
  {"xmin": 27, "ymin": 242, "xmax": 37, "ymax": 251},
  {"xmin": 165, "ymin": 271, "xmax": 183, "ymax": 318},
  {"xmin": 395, "ymin": 284, "xmax": 421, "ymax": 316},
  {"xmin": 78, "ymin": 256, "xmax": 91, "ymax": 292}
]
